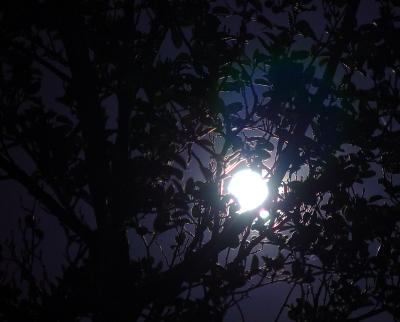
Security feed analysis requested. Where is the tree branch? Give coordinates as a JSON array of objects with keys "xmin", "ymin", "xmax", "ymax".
[
  {"xmin": 58, "ymin": 9, "xmax": 110, "ymax": 227},
  {"xmin": 0, "ymin": 155, "xmax": 93, "ymax": 244}
]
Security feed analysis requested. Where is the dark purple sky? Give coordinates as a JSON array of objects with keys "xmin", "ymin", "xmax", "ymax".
[{"xmin": 0, "ymin": 1, "xmax": 396, "ymax": 321}]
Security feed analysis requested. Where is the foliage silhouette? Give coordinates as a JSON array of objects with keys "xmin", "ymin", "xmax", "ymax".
[{"xmin": 1, "ymin": 0, "xmax": 400, "ymax": 321}]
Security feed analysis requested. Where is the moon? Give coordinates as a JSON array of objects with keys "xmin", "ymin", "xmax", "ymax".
[{"xmin": 228, "ymin": 169, "xmax": 269, "ymax": 212}]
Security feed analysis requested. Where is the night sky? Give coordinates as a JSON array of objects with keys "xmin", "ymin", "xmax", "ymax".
[{"xmin": 1, "ymin": 1, "xmax": 399, "ymax": 321}]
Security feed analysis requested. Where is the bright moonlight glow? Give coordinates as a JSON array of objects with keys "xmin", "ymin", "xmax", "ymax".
[
  {"xmin": 228, "ymin": 169, "xmax": 269, "ymax": 212},
  {"xmin": 260, "ymin": 209, "xmax": 270, "ymax": 219}
]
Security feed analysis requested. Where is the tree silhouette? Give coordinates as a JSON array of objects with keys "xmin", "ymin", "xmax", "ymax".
[{"xmin": 1, "ymin": 0, "xmax": 400, "ymax": 321}]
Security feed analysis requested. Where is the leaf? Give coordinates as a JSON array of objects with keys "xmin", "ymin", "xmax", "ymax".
[
  {"xmin": 254, "ymin": 78, "xmax": 270, "ymax": 86},
  {"xmin": 136, "ymin": 226, "xmax": 150, "ymax": 236},
  {"xmin": 261, "ymin": 150, "xmax": 271, "ymax": 159},
  {"xmin": 250, "ymin": 255, "xmax": 260, "ymax": 273},
  {"xmin": 227, "ymin": 235, "xmax": 240, "ymax": 249},
  {"xmin": 318, "ymin": 57, "xmax": 329, "ymax": 66},
  {"xmin": 192, "ymin": 204, "xmax": 201, "ymax": 218},
  {"xmin": 362, "ymin": 170, "xmax": 376, "ymax": 178},
  {"xmin": 213, "ymin": 6, "xmax": 230, "ymax": 16},
  {"xmin": 164, "ymin": 165, "xmax": 184, "ymax": 180},
  {"xmin": 272, "ymin": 252, "xmax": 285, "ymax": 271},
  {"xmin": 258, "ymin": 35, "xmax": 272, "ymax": 52},
  {"xmin": 175, "ymin": 232, "xmax": 186, "ymax": 245},
  {"xmin": 226, "ymin": 102, "xmax": 243, "ymax": 114},
  {"xmin": 171, "ymin": 28, "xmax": 182, "ymax": 49},
  {"xmin": 264, "ymin": 141, "xmax": 274, "ymax": 151},
  {"xmin": 295, "ymin": 20, "xmax": 316, "ymax": 39},
  {"xmin": 249, "ymin": 0, "xmax": 262, "ymax": 11},
  {"xmin": 253, "ymin": 49, "xmax": 269, "ymax": 64},
  {"xmin": 171, "ymin": 210, "xmax": 186, "ymax": 218},
  {"xmin": 291, "ymin": 50, "xmax": 309, "ymax": 60},
  {"xmin": 256, "ymin": 15, "xmax": 272, "ymax": 28},
  {"xmin": 172, "ymin": 179, "xmax": 184, "ymax": 194},
  {"xmin": 197, "ymin": 139, "xmax": 213, "ymax": 147},
  {"xmin": 199, "ymin": 166, "xmax": 213, "ymax": 181},
  {"xmin": 250, "ymin": 137, "xmax": 274, "ymax": 151},
  {"xmin": 153, "ymin": 212, "xmax": 172, "ymax": 232},
  {"xmin": 291, "ymin": 260, "xmax": 304, "ymax": 279},
  {"xmin": 220, "ymin": 81, "xmax": 242, "ymax": 92},
  {"xmin": 27, "ymin": 81, "xmax": 41, "ymax": 95},
  {"xmin": 172, "ymin": 154, "xmax": 187, "ymax": 169},
  {"xmin": 185, "ymin": 177, "xmax": 195, "ymax": 194},
  {"xmin": 369, "ymin": 195, "xmax": 383, "ymax": 203},
  {"xmin": 240, "ymin": 69, "xmax": 251, "ymax": 82}
]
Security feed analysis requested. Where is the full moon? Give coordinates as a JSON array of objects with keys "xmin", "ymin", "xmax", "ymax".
[{"xmin": 228, "ymin": 169, "xmax": 269, "ymax": 212}]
